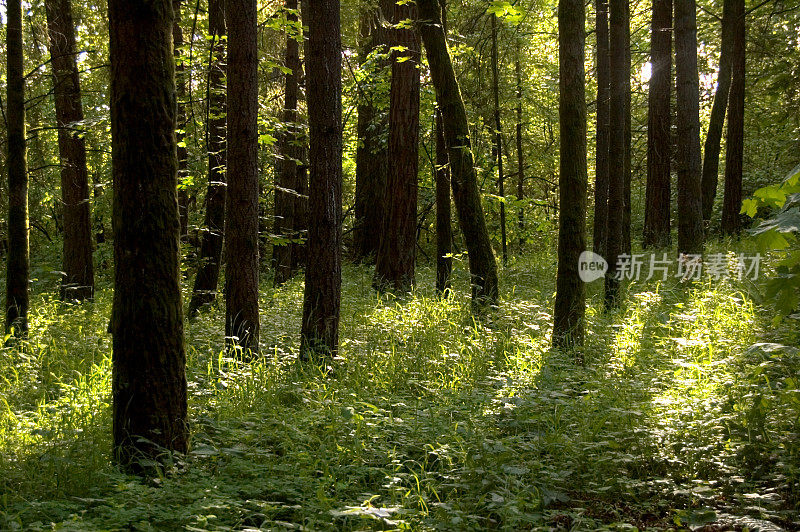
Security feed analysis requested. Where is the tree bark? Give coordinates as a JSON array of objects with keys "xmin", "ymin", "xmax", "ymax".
[
  {"xmin": 189, "ymin": 0, "xmax": 226, "ymax": 314},
  {"xmin": 701, "ymin": 0, "xmax": 735, "ymax": 222},
  {"xmin": 675, "ymin": 0, "xmax": 705, "ymax": 254},
  {"xmin": 593, "ymin": 0, "xmax": 610, "ymax": 257},
  {"xmin": 553, "ymin": 0, "xmax": 587, "ymax": 347},
  {"xmin": 622, "ymin": 2, "xmax": 632, "ymax": 255},
  {"xmin": 225, "ymin": 0, "xmax": 260, "ymax": 353},
  {"xmin": 274, "ymin": 0, "xmax": 304, "ymax": 285},
  {"xmin": 45, "ymin": 0, "xmax": 94, "ymax": 301},
  {"xmin": 108, "ymin": 0, "xmax": 188, "ymax": 470},
  {"xmin": 490, "ymin": 14, "xmax": 508, "ymax": 265},
  {"xmin": 418, "ymin": 0, "xmax": 499, "ymax": 306},
  {"xmin": 375, "ymin": 0, "xmax": 421, "ymax": 292},
  {"xmin": 643, "ymin": 0, "xmax": 672, "ymax": 248},
  {"xmin": 174, "ymin": 0, "xmax": 190, "ymax": 241},
  {"xmin": 353, "ymin": 5, "xmax": 388, "ymax": 263},
  {"xmin": 604, "ymin": 0, "xmax": 626, "ymax": 308},
  {"xmin": 301, "ymin": 0, "xmax": 343, "ymax": 358},
  {"xmin": 5, "ymin": 0, "xmax": 29, "ymax": 336},
  {"xmin": 721, "ymin": 0, "xmax": 744, "ymax": 235}
]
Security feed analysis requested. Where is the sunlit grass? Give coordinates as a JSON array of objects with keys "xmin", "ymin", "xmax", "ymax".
[{"xmin": 0, "ymin": 244, "xmax": 798, "ymax": 530}]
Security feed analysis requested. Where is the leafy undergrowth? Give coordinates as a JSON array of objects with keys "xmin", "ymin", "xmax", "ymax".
[{"xmin": 1, "ymin": 245, "xmax": 799, "ymax": 531}]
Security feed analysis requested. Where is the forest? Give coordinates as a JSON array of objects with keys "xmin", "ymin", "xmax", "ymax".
[{"xmin": 1, "ymin": 0, "xmax": 799, "ymax": 529}]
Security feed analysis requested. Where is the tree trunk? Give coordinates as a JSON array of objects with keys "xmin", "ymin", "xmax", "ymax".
[
  {"xmin": 189, "ymin": 0, "xmax": 226, "ymax": 314},
  {"xmin": 604, "ymin": 0, "xmax": 627, "ymax": 308},
  {"xmin": 45, "ymin": 0, "xmax": 94, "ymax": 301},
  {"xmin": 5, "ymin": 0, "xmax": 29, "ymax": 336},
  {"xmin": 375, "ymin": 0, "xmax": 421, "ymax": 292},
  {"xmin": 675, "ymin": 0, "xmax": 705, "ymax": 254},
  {"xmin": 622, "ymin": 2, "xmax": 632, "ymax": 255},
  {"xmin": 553, "ymin": 0, "xmax": 587, "ymax": 347},
  {"xmin": 721, "ymin": 0, "xmax": 744, "ymax": 235},
  {"xmin": 643, "ymin": 0, "xmax": 672, "ymax": 248},
  {"xmin": 593, "ymin": 0, "xmax": 610, "ymax": 257},
  {"xmin": 274, "ymin": 0, "xmax": 303, "ymax": 285},
  {"xmin": 417, "ymin": 0, "xmax": 499, "ymax": 306},
  {"xmin": 435, "ymin": 0, "xmax": 452, "ymax": 295},
  {"xmin": 108, "ymin": 0, "xmax": 188, "ymax": 470},
  {"xmin": 515, "ymin": 40, "xmax": 526, "ymax": 249},
  {"xmin": 491, "ymin": 14, "xmax": 508, "ymax": 265},
  {"xmin": 174, "ymin": 0, "xmax": 190, "ymax": 241},
  {"xmin": 225, "ymin": 0, "xmax": 260, "ymax": 353},
  {"xmin": 353, "ymin": 5, "xmax": 388, "ymax": 263},
  {"xmin": 301, "ymin": 0, "xmax": 343, "ymax": 358},
  {"xmin": 701, "ymin": 0, "xmax": 735, "ymax": 222}
]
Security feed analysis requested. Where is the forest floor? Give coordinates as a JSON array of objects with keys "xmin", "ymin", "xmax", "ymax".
[{"xmin": 1, "ymin": 241, "xmax": 799, "ymax": 531}]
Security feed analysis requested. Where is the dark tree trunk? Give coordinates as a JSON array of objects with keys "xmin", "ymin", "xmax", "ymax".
[
  {"xmin": 5, "ymin": 0, "xmax": 29, "ymax": 336},
  {"xmin": 375, "ymin": 0, "xmax": 420, "ymax": 292},
  {"xmin": 515, "ymin": 40, "xmax": 525, "ymax": 249},
  {"xmin": 721, "ymin": 0, "xmax": 744, "ymax": 235},
  {"xmin": 353, "ymin": 5, "xmax": 387, "ymax": 263},
  {"xmin": 622, "ymin": 3, "xmax": 632, "ymax": 255},
  {"xmin": 675, "ymin": 0, "xmax": 705, "ymax": 254},
  {"xmin": 604, "ymin": 0, "xmax": 627, "ymax": 308},
  {"xmin": 45, "ymin": 0, "xmax": 94, "ymax": 301},
  {"xmin": 174, "ymin": 0, "xmax": 190, "ymax": 241},
  {"xmin": 108, "ymin": 0, "xmax": 188, "ymax": 470},
  {"xmin": 274, "ymin": 0, "xmax": 304, "ymax": 285},
  {"xmin": 701, "ymin": 0, "xmax": 735, "ymax": 222},
  {"xmin": 435, "ymin": 0, "xmax": 452, "ymax": 295},
  {"xmin": 553, "ymin": 0, "xmax": 587, "ymax": 347},
  {"xmin": 643, "ymin": 0, "xmax": 672, "ymax": 248},
  {"xmin": 189, "ymin": 0, "xmax": 226, "ymax": 314},
  {"xmin": 225, "ymin": 0, "xmax": 260, "ymax": 352},
  {"xmin": 593, "ymin": 0, "xmax": 610, "ymax": 257},
  {"xmin": 418, "ymin": 0, "xmax": 499, "ymax": 306},
  {"xmin": 301, "ymin": 0, "xmax": 343, "ymax": 358},
  {"xmin": 292, "ymin": 146, "xmax": 308, "ymax": 270},
  {"xmin": 490, "ymin": 14, "xmax": 508, "ymax": 265}
]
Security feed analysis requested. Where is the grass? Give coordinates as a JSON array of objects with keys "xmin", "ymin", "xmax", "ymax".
[{"xmin": 0, "ymin": 241, "xmax": 798, "ymax": 530}]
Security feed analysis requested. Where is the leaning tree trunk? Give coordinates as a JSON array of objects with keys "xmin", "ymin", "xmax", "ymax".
[
  {"xmin": 108, "ymin": 0, "xmax": 188, "ymax": 470},
  {"xmin": 353, "ymin": 5, "xmax": 388, "ymax": 263},
  {"xmin": 593, "ymin": 0, "xmax": 610, "ymax": 257},
  {"xmin": 721, "ymin": 0, "xmax": 744, "ymax": 236},
  {"xmin": 174, "ymin": 0, "xmax": 190, "ymax": 241},
  {"xmin": 274, "ymin": 0, "xmax": 304, "ymax": 285},
  {"xmin": 418, "ymin": 0, "xmax": 499, "ymax": 306},
  {"xmin": 604, "ymin": 0, "xmax": 627, "ymax": 308},
  {"xmin": 45, "ymin": 0, "xmax": 94, "ymax": 301},
  {"xmin": 675, "ymin": 0, "xmax": 705, "ymax": 255},
  {"xmin": 189, "ymin": 0, "xmax": 226, "ymax": 314},
  {"xmin": 301, "ymin": 0, "xmax": 343, "ymax": 358},
  {"xmin": 553, "ymin": 0, "xmax": 587, "ymax": 347},
  {"xmin": 701, "ymin": 0, "xmax": 735, "ymax": 222},
  {"xmin": 490, "ymin": 14, "xmax": 508, "ymax": 265},
  {"xmin": 225, "ymin": 0, "xmax": 260, "ymax": 353},
  {"xmin": 643, "ymin": 0, "xmax": 672, "ymax": 248},
  {"xmin": 375, "ymin": 0, "xmax": 421, "ymax": 292},
  {"xmin": 5, "ymin": 0, "xmax": 29, "ymax": 336}
]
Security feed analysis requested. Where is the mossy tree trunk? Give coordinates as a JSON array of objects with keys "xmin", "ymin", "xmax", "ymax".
[
  {"xmin": 189, "ymin": 0, "xmax": 226, "ymax": 314},
  {"xmin": 45, "ymin": 0, "xmax": 95, "ymax": 302},
  {"xmin": 224, "ymin": 0, "xmax": 260, "ymax": 353},
  {"xmin": 301, "ymin": 0, "xmax": 343, "ymax": 358},
  {"xmin": 375, "ymin": 0, "xmax": 421, "ymax": 292},
  {"xmin": 553, "ymin": 0, "xmax": 587, "ymax": 347},
  {"xmin": 417, "ymin": 0, "xmax": 499, "ymax": 306},
  {"xmin": 5, "ymin": 0, "xmax": 29, "ymax": 336},
  {"xmin": 108, "ymin": 0, "xmax": 188, "ymax": 470}
]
